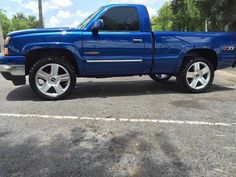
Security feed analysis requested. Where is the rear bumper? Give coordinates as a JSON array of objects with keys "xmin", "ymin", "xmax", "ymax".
[
  {"xmin": 233, "ymin": 60, "xmax": 236, "ymax": 68},
  {"xmin": 217, "ymin": 57, "xmax": 236, "ymax": 69}
]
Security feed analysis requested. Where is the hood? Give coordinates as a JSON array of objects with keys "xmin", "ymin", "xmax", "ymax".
[{"xmin": 8, "ymin": 27, "xmax": 81, "ymax": 37}]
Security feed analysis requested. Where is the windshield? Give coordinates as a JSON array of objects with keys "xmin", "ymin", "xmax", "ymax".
[{"xmin": 78, "ymin": 7, "xmax": 104, "ymax": 29}]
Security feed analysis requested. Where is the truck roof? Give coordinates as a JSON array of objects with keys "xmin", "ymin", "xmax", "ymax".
[
  {"xmin": 105, "ymin": 4, "xmax": 146, "ymax": 7},
  {"xmin": 104, "ymin": 4, "xmax": 146, "ymax": 8}
]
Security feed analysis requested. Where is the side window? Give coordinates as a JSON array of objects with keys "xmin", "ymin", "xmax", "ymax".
[{"xmin": 100, "ymin": 7, "xmax": 140, "ymax": 31}]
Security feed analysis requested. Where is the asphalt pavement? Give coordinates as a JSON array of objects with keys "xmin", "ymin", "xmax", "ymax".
[{"xmin": 0, "ymin": 68, "xmax": 236, "ymax": 177}]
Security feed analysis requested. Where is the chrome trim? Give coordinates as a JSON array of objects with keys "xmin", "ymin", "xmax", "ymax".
[
  {"xmin": 186, "ymin": 62, "xmax": 211, "ymax": 90},
  {"xmin": 132, "ymin": 38, "xmax": 143, "ymax": 43},
  {"xmin": 0, "ymin": 65, "xmax": 25, "ymax": 76},
  {"xmin": 35, "ymin": 63, "xmax": 71, "ymax": 98},
  {"xmin": 86, "ymin": 59, "xmax": 143, "ymax": 63},
  {"xmin": 84, "ymin": 52, "xmax": 100, "ymax": 55}
]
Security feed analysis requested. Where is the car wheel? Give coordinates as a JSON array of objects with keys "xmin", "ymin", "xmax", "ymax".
[
  {"xmin": 29, "ymin": 56, "xmax": 76, "ymax": 100},
  {"xmin": 177, "ymin": 57, "xmax": 214, "ymax": 93},
  {"xmin": 149, "ymin": 74, "xmax": 171, "ymax": 82}
]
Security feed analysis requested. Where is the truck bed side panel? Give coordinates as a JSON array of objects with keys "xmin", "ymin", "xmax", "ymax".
[
  {"xmin": 152, "ymin": 32, "xmax": 189, "ymax": 74},
  {"xmin": 152, "ymin": 32, "xmax": 236, "ymax": 74},
  {"xmin": 219, "ymin": 33, "xmax": 236, "ymax": 68}
]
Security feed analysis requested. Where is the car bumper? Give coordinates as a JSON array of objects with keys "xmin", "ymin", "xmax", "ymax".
[
  {"xmin": 0, "ymin": 65, "xmax": 26, "ymax": 86},
  {"xmin": 0, "ymin": 64, "xmax": 25, "ymax": 75},
  {"xmin": 0, "ymin": 56, "xmax": 26, "ymax": 85},
  {"xmin": 233, "ymin": 60, "xmax": 236, "ymax": 68},
  {"xmin": 217, "ymin": 57, "xmax": 236, "ymax": 69}
]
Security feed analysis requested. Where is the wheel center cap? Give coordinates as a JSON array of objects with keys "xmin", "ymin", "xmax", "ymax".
[
  {"xmin": 51, "ymin": 77, "xmax": 56, "ymax": 82},
  {"xmin": 195, "ymin": 71, "xmax": 202, "ymax": 78}
]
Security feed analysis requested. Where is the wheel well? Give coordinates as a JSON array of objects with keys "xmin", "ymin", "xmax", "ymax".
[
  {"xmin": 183, "ymin": 49, "xmax": 218, "ymax": 70},
  {"xmin": 25, "ymin": 48, "xmax": 78, "ymax": 75}
]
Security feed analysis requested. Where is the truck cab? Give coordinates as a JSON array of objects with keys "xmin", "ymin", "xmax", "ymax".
[{"xmin": 80, "ymin": 4, "xmax": 152, "ymax": 76}]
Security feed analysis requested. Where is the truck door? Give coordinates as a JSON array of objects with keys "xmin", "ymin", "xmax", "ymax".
[{"xmin": 81, "ymin": 7, "xmax": 145, "ymax": 76}]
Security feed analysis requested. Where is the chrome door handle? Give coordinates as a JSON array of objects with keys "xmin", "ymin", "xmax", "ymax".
[{"xmin": 132, "ymin": 38, "xmax": 143, "ymax": 43}]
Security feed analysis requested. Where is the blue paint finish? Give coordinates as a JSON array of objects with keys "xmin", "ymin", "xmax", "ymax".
[
  {"xmin": 0, "ymin": 56, "xmax": 26, "ymax": 65},
  {"xmin": 2, "ymin": 4, "xmax": 236, "ymax": 78},
  {"xmin": 153, "ymin": 32, "xmax": 236, "ymax": 73},
  {"xmin": 7, "ymin": 30, "xmax": 84, "ymax": 73},
  {"xmin": 81, "ymin": 31, "xmax": 145, "ymax": 76}
]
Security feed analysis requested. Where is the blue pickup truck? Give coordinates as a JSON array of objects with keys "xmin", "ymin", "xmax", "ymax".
[{"xmin": 0, "ymin": 4, "xmax": 236, "ymax": 100}]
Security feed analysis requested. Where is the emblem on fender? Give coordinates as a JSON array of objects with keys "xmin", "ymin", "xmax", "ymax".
[{"xmin": 224, "ymin": 46, "xmax": 235, "ymax": 51}]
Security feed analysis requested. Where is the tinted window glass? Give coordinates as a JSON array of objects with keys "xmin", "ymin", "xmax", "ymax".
[
  {"xmin": 100, "ymin": 7, "xmax": 140, "ymax": 31},
  {"xmin": 79, "ymin": 7, "xmax": 104, "ymax": 29}
]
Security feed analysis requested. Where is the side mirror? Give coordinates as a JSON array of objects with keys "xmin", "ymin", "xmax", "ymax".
[{"xmin": 91, "ymin": 19, "xmax": 104, "ymax": 34}]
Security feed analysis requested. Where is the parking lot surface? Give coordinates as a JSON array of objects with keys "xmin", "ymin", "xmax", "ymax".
[{"xmin": 0, "ymin": 69, "xmax": 236, "ymax": 177}]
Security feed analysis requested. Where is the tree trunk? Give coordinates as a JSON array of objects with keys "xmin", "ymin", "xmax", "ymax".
[
  {"xmin": 38, "ymin": 0, "xmax": 44, "ymax": 28},
  {"xmin": 0, "ymin": 23, "xmax": 4, "ymax": 56},
  {"xmin": 205, "ymin": 17, "xmax": 208, "ymax": 32}
]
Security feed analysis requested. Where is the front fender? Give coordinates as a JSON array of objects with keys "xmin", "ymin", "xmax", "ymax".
[
  {"xmin": 21, "ymin": 42, "xmax": 83, "ymax": 72},
  {"xmin": 22, "ymin": 42, "xmax": 81, "ymax": 58}
]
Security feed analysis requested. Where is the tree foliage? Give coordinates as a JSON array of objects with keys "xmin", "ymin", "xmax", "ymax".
[
  {"xmin": 151, "ymin": 2, "xmax": 173, "ymax": 31},
  {"xmin": 197, "ymin": 0, "xmax": 236, "ymax": 32},
  {"xmin": 151, "ymin": 0, "xmax": 236, "ymax": 32},
  {"xmin": 171, "ymin": 0, "xmax": 203, "ymax": 31},
  {"xmin": 0, "ymin": 10, "xmax": 11, "ymax": 37},
  {"xmin": 11, "ymin": 13, "xmax": 39, "ymax": 31},
  {"xmin": 0, "ymin": 10, "xmax": 39, "ymax": 37}
]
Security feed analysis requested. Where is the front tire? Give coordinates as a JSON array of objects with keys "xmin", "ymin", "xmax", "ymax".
[
  {"xmin": 177, "ymin": 57, "xmax": 214, "ymax": 93},
  {"xmin": 29, "ymin": 56, "xmax": 76, "ymax": 100}
]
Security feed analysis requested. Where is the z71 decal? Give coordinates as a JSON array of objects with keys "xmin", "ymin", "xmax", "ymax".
[{"xmin": 224, "ymin": 46, "xmax": 235, "ymax": 51}]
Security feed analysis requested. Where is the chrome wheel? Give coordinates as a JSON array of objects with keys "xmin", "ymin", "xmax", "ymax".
[
  {"xmin": 149, "ymin": 73, "xmax": 171, "ymax": 82},
  {"xmin": 35, "ymin": 63, "xmax": 71, "ymax": 97},
  {"xmin": 186, "ymin": 62, "xmax": 211, "ymax": 90},
  {"xmin": 156, "ymin": 74, "xmax": 170, "ymax": 79}
]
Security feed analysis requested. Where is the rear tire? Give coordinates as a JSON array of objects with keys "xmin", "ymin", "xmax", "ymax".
[
  {"xmin": 29, "ymin": 56, "xmax": 76, "ymax": 100},
  {"xmin": 177, "ymin": 57, "xmax": 214, "ymax": 93},
  {"xmin": 149, "ymin": 74, "xmax": 171, "ymax": 82}
]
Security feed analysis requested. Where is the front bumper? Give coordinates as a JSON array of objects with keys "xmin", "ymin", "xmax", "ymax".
[
  {"xmin": 0, "ymin": 55, "xmax": 26, "ymax": 85},
  {"xmin": 0, "ymin": 64, "xmax": 25, "ymax": 75},
  {"xmin": 0, "ymin": 65, "xmax": 26, "ymax": 85}
]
